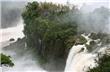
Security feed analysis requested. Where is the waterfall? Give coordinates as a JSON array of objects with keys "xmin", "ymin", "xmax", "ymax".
[
  {"xmin": 65, "ymin": 45, "xmax": 97, "ymax": 72},
  {"xmin": 64, "ymin": 33, "xmax": 110, "ymax": 72},
  {"xmin": 0, "ymin": 20, "xmax": 47, "ymax": 72},
  {"xmin": 0, "ymin": 19, "xmax": 24, "ymax": 43}
]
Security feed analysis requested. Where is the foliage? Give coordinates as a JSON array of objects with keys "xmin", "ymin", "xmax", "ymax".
[
  {"xmin": 65, "ymin": 35, "xmax": 87, "ymax": 49},
  {"xmin": 22, "ymin": 2, "xmax": 78, "ymax": 62},
  {"xmin": 0, "ymin": 53, "xmax": 14, "ymax": 67},
  {"xmin": 87, "ymin": 54, "xmax": 110, "ymax": 72}
]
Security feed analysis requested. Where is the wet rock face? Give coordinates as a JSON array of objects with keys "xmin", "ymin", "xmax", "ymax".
[
  {"xmin": 95, "ymin": 33, "xmax": 110, "ymax": 45},
  {"xmin": 89, "ymin": 33, "xmax": 99, "ymax": 40},
  {"xmin": 85, "ymin": 44, "xmax": 92, "ymax": 51},
  {"xmin": 85, "ymin": 33, "xmax": 110, "ymax": 52},
  {"xmin": 66, "ymin": 33, "xmax": 110, "ymax": 53},
  {"xmin": 90, "ymin": 41, "xmax": 96, "ymax": 45},
  {"xmin": 17, "ymin": 38, "xmax": 21, "ymax": 41},
  {"xmin": 9, "ymin": 38, "xmax": 15, "ymax": 41},
  {"xmin": 90, "ymin": 32, "xmax": 110, "ymax": 40}
]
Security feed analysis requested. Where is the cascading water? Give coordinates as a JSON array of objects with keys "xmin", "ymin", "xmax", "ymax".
[
  {"xmin": 1, "ymin": 1, "xmax": 109, "ymax": 72},
  {"xmin": 0, "ymin": 20, "xmax": 47, "ymax": 72},
  {"xmin": 65, "ymin": 33, "xmax": 110, "ymax": 72}
]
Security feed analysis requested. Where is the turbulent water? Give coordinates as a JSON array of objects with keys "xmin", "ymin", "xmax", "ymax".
[
  {"xmin": 1, "ymin": 46, "xmax": 47, "ymax": 72},
  {"xmin": 0, "ymin": 20, "xmax": 47, "ymax": 72},
  {"xmin": 1, "ymin": 24, "xmax": 110, "ymax": 72},
  {"xmin": 1, "ymin": 21, "xmax": 110, "ymax": 72},
  {"xmin": 65, "ymin": 33, "xmax": 110, "ymax": 72},
  {"xmin": 0, "ymin": 19, "xmax": 24, "ymax": 42}
]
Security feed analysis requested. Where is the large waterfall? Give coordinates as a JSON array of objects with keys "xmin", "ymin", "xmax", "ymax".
[{"xmin": 65, "ymin": 33, "xmax": 110, "ymax": 72}]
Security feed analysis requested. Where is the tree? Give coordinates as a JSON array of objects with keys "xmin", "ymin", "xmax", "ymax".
[
  {"xmin": 87, "ymin": 54, "xmax": 110, "ymax": 72},
  {"xmin": 22, "ymin": 1, "xmax": 78, "ymax": 62},
  {"xmin": 0, "ymin": 53, "xmax": 14, "ymax": 67}
]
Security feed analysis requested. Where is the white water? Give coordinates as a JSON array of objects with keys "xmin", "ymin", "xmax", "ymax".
[
  {"xmin": 0, "ymin": 20, "xmax": 47, "ymax": 72},
  {"xmin": 65, "ymin": 34, "xmax": 110, "ymax": 72},
  {"xmin": 1, "ymin": 22, "xmax": 109, "ymax": 72},
  {"xmin": 0, "ymin": 19, "xmax": 24, "ymax": 43},
  {"xmin": 1, "ymin": 20, "xmax": 109, "ymax": 72},
  {"xmin": 65, "ymin": 45, "xmax": 97, "ymax": 72},
  {"xmin": 1, "ymin": 49, "xmax": 47, "ymax": 72}
]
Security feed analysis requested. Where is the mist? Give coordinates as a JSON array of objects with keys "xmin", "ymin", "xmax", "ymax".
[
  {"xmin": 60, "ymin": 3, "xmax": 110, "ymax": 34},
  {"xmin": 1, "ymin": 1, "xmax": 110, "ymax": 72},
  {"xmin": 1, "ymin": 1, "xmax": 26, "ymax": 28},
  {"xmin": 77, "ymin": 6, "xmax": 110, "ymax": 34},
  {"xmin": 64, "ymin": 2, "xmax": 110, "ymax": 72}
]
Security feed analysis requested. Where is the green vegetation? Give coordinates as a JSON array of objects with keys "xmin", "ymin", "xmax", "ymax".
[
  {"xmin": 0, "ymin": 53, "xmax": 14, "ymax": 67},
  {"xmin": 74, "ymin": 35, "xmax": 87, "ymax": 45},
  {"xmin": 22, "ymin": 1, "xmax": 110, "ymax": 71},
  {"xmin": 87, "ymin": 54, "xmax": 110, "ymax": 72},
  {"xmin": 65, "ymin": 35, "xmax": 87, "ymax": 49},
  {"xmin": 22, "ymin": 2, "xmax": 78, "ymax": 62}
]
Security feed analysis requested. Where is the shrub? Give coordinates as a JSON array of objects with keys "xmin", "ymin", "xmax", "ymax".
[{"xmin": 0, "ymin": 53, "xmax": 14, "ymax": 67}]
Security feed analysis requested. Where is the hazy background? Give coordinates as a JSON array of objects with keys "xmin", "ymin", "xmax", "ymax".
[
  {"xmin": 0, "ymin": 0, "xmax": 109, "ymax": 29},
  {"xmin": 1, "ymin": 1, "xmax": 26, "ymax": 28}
]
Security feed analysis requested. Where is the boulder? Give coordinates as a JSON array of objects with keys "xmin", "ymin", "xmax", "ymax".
[
  {"xmin": 9, "ymin": 38, "xmax": 15, "ymax": 41},
  {"xmin": 17, "ymin": 38, "xmax": 21, "ymax": 41}
]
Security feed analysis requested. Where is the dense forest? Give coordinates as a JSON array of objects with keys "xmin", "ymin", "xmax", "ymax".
[{"xmin": 22, "ymin": 2, "xmax": 78, "ymax": 63}]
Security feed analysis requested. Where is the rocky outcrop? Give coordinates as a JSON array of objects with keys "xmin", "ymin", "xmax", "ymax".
[{"xmin": 9, "ymin": 38, "xmax": 15, "ymax": 41}]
